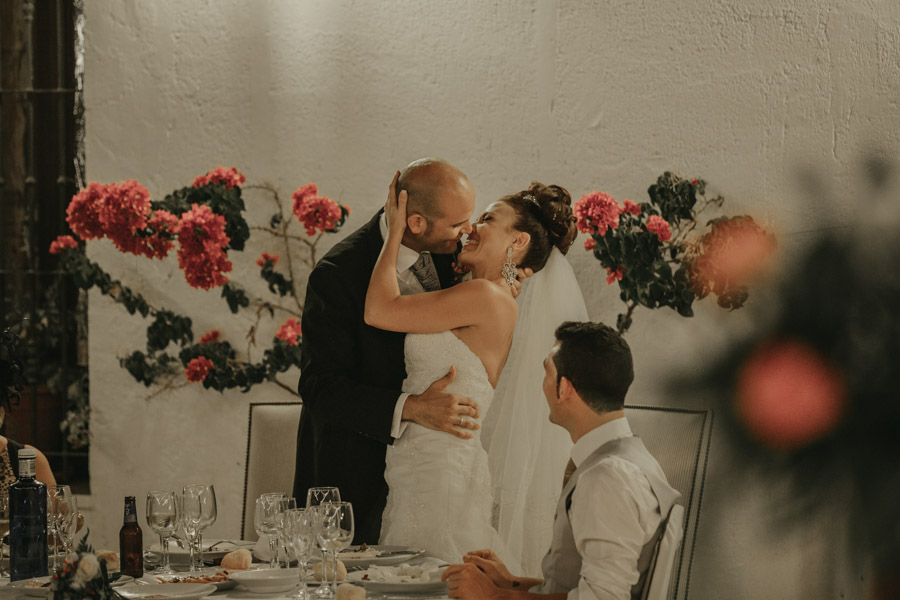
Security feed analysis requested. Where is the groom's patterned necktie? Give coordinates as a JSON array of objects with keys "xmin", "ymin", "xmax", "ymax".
[
  {"xmin": 410, "ymin": 252, "xmax": 441, "ymax": 292},
  {"xmin": 562, "ymin": 457, "xmax": 577, "ymax": 488}
]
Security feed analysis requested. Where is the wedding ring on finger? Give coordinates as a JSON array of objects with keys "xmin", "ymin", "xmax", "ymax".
[{"xmin": 458, "ymin": 416, "xmax": 464, "ymax": 427}]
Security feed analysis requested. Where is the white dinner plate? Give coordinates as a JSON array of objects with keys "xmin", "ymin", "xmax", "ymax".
[
  {"xmin": 346, "ymin": 565, "xmax": 447, "ymax": 594},
  {"xmin": 149, "ymin": 539, "xmax": 255, "ymax": 565},
  {"xmin": 7, "ymin": 575, "xmax": 133, "ymax": 597},
  {"xmin": 141, "ymin": 568, "xmax": 238, "ymax": 591},
  {"xmin": 229, "ymin": 567, "xmax": 303, "ymax": 594},
  {"xmin": 117, "ymin": 582, "xmax": 216, "ymax": 600},
  {"xmin": 336, "ymin": 545, "xmax": 425, "ymax": 568}
]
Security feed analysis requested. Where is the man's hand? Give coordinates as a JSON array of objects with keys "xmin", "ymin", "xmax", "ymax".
[
  {"xmin": 402, "ymin": 367, "xmax": 480, "ymax": 440},
  {"xmin": 509, "ymin": 267, "xmax": 534, "ymax": 299},
  {"xmin": 443, "ymin": 562, "xmax": 503, "ymax": 600},
  {"xmin": 462, "ymin": 549, "xmax": 516, "ymax": 589}
]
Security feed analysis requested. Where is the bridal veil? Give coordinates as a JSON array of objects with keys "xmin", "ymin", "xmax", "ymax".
[{"xmin": 482, "ymin": 247, "xmax": 589, "ymax": 576}]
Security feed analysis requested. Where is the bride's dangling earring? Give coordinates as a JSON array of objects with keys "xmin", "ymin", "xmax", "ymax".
[{"xmin": 501, "ymin": 247, "xmax": 517, "ymax": 287}]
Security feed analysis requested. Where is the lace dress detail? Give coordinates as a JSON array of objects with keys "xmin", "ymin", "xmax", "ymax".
[{"xmin": 380, "ymin": 331, "xmax": 515, "ymax": 566}]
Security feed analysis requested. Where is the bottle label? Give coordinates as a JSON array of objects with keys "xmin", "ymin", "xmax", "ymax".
[
  {"xmin": 123, "ymin": 498, "xmax": 137, "ymax": 524},
  {"xmin": 17, "ymin": 457, "xmax": 35, "ymax": 478}
]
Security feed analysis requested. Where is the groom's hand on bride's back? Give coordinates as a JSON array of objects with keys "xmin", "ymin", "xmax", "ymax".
[{"xmin": 401, "ymin": 366, "xmax": 480, "ymax": 440}]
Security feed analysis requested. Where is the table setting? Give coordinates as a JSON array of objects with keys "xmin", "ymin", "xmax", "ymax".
[{"xmin": 0, "ymin": 485, "xmax": 450, "ymax": 600}]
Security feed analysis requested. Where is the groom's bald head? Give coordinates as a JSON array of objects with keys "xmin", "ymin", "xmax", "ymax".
[{"xmin": 398, "ymin": 158, "xmax": 472, "ymax": 224}]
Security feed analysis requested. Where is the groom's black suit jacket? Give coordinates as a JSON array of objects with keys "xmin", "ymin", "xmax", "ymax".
[{"xmin": 294, "ymin": 210, "xmax": 458, "ymax": 544}]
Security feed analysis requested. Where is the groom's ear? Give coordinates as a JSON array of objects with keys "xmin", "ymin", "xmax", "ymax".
[{"xmin": 407, "ymin": 212, "xmax": 428, "ymax": 235}]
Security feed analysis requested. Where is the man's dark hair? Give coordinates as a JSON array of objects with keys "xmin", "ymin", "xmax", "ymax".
[{"xmin": 552, "ymin": 321, "xmax": 634, "ymax": 413}]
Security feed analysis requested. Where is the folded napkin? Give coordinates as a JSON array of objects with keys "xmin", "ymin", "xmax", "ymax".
[{"xmin": 363, "ymin": 558, "xmax": 447, "ymax": 583}]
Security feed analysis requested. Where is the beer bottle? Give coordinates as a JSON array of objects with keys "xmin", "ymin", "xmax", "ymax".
[{"xmin": 119, "ymin": 496, "xmax": 143, "ymax": 577}]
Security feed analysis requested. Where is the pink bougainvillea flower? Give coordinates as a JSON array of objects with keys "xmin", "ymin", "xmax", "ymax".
[
  {"xmin": 275, "ymin": 318, "xmax": 302, "ymax": 346},
  {"xmin": 646, "ymin": 215, "xmax": 672, "ymax": 242},
  {"xmin": 193, "ymin": 166, "xmax": 246, "ymax": 189},
  {"xmin": 256, "ymin": 252, "xmax": 280, "ymax": 268},
  {"xmin": 175, "ymin": 203, "xmax": 232, "ymax": 289},
  {"xmin": 621, "ymin": 199, "xmax": 641, "ymax": 216},
  {"xmin": 293, "ymin": 191, "xmax": 344, "ymax": 237},
  {"xmin": 199, "ymin": 330, "xmax": 221, "ymax": 344},
  {"xmin": 574, "ymin": 191, "xmax": 620, "ymax": 236},
  {"xmin": 185, "ymin": 356, "xmax": 214, "ymax": 382},
  {"xmin": 291, "ymin": 183, "xmax": 318, "ymax": 209},
  {"xmin": 606, "ymin": 266, "xmax": 624, "ymax": 285},
  {"xmin": 98, "ymin": 180, "xmax": 152, "ymax": 254},
  {"xmin": 584, "ymin": 238, "xmax": 597, "ymax": 251},
  {"xmin": 688, "ymin": 216, "xmax": 775, "ymax": 296},
  {"xmin": 735, "ymin": 339, "xmax": 846, "ymax": 451},
  {"xmin": 128, "ymin": 210, "xmax": 179, "ymax": 259},
  {"xmin": 66, "ymin": 182, "xmax": 110, "ymax": 240},
  {"xmin": 49, "ymin": 235, "xmax": 79, "ymax": 255}
]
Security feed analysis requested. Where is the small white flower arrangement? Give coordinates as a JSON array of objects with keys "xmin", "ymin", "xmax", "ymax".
[{"xmin": 49, "ymin": 533, "xmax": 120, "ymax": 600}]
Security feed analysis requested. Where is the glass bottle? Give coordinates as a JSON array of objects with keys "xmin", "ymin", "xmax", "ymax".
[
  {"xmin": 119, "ymin": 496, "xmax": 143, "ymax": 577},
  {"xmin": 9, "ymin": 448, "xmax": 48, "ymax": 581}
]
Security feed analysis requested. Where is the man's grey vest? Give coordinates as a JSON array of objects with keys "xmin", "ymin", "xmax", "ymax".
[{"xmin": 534, "ymin": 435, "xmax": 681, "ymax": 599}]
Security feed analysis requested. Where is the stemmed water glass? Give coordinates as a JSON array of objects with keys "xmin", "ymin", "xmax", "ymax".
[
  {"xmin": 285, "ymin": 508, "xmax": 315, "ymax": 599},
  {"xmin": 146, "ymin": 491, "xmax": 178, "ymax": 574},
  {"xmin": 315, "ymin": 502, "xmax": 354, "ymax": 598},
  {"xmin": 183, "ymin": 484, "xmax": 216, "ymax": 571},
  {"xmin": 254, "ymin": 493, "xmax": 284, "ymax": 569},
  {"xmin": 305, "ymin": 488, "xmax": 340, "ymax": 598},
  {"xmin": 58, "ymin": 495, "xmax": 78, "ymax": 556}
]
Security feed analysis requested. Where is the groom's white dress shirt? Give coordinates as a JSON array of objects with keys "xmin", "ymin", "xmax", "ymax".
[
  {"xmin": 379, "ymin": 214, "xmax": 427, "ymax": 440},
  {"xmin": 567, "ymin": 417, "xmax": 663, "ymax": 600}
]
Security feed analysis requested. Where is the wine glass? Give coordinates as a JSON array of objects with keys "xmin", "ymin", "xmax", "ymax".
[
  {"xmin": 183, "ymin": 484, "xmax": 216, "ymax": 570},
  {"xmin": 275, "ymin": 497, "xmax": 297, "ymax": 568},
  {"xmin": 316, "ymin": 502, "xmax": 354, "ymax": 598},
  {"xmin": 305, "ymin": 487, "xmax": 340, "ymax": 598},
  {"xmin": 0, "ymin": 492, "xmax": 9, "ymax": 577},
  {"xmin": 254, "ymin": 494, "xmax": 283, "ymax": 569},
  {"xmin": 179, "ymin": 491, "xmax": 202, "ymax": 571},
  {"xmin": 285, "ymin": 508, "xmax": 315, "ymax": 599},
  {"xmin": 146, "ymin": 491, "xmax": 178, "ymax": 574}
]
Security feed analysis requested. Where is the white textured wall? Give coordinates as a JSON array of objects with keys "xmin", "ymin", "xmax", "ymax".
[{"xmin": 82, "ymin": 1, "xmax": 900, "ymax": 597}]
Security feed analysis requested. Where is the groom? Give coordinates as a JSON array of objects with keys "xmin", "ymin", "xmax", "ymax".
[{"xmin": 294, "ymin": 158, "xmax": 483, "ymax": 543}]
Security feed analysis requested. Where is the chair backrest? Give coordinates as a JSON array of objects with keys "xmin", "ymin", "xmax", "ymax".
[
  {"xmin": 241, "ymin": 402, "xmax": 303, "ymax": 541},
  {"xmin": 642, "ymin": 504, "xmax": 686, "ymax": 600},
  {"xmin": 625, "ymin": 405, "xmax": 713, "ymax": 600}
]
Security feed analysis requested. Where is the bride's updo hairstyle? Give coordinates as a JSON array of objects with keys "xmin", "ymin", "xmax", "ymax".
[{"xmin": 503, "ymin": 182, "xmax": 578, "ymax": 272}]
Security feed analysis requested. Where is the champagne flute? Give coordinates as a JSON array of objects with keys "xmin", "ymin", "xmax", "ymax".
[
  {"xmin": 275, "ymin": 497, "xmax": 297, "ymax": 568},
  {"xmin": 146, "ymin": 491, "xmax": 178, "ymax": 574},
  {"xmin": 46, "ymin": 485, "xmax": 71, "ymax": 571},
  {"xmin": 0, "ymin": 493, "xmax": 9, "ymax": 577},
  {"xmin": 305, "ymin": 488, "xmax": 340, "ymax": 598},
  {"xmin": 179, "ymin": 491, "xmax": 202, "ymax": 572},
  {"xmin": 286, "ymin": 508, "xmax": 314, "ymax": 599},
  {"xmin": 183, "ymin": 484, "xmax": 216, "ymax": 570},
  {"xmin": 59, "ymin": 495, "xmax": 78, "ymax": 556},
  {"xmin": 254, "ymin": 494, "xmax": 283, "ymax": 569}
]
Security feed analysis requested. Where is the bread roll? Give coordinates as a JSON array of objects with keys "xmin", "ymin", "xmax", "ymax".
[
  {"xmin": 312, "ymin": 559, "xmax": 347, "ymax": 582},
  {"xmin": 336, "ymin": 583, "xmax": 365, "ymax": 600},
  {"xmin": 95, "ymin": 550, "xmax": 120, "ymax": 574},
  {"xmin": 220, "ymin": 548, "xmax": 252, "ymax": 570}
]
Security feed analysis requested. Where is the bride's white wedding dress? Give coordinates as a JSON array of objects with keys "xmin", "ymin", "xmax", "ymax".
[{"xmin": 380, "ymin": 330, "xmax": 516, "ymax": 567}]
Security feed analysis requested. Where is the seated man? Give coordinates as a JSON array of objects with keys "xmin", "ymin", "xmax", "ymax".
[{"xmin": 443, "ymin": 321, "xmax": 681, "ymax": 600}]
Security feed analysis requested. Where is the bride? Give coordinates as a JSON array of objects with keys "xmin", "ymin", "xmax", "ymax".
[{"xmin": 364, "ymin": 176, "xmax": 578, "ymax": 565}]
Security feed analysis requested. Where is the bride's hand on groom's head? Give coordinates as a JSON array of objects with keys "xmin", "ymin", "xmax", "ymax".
[
  {"xmin": 401, "ymin": 366, "xmax": 480, "ymax": 440},
  {"xmin": 385, "ymin": 170, "xmax": 408, "ymax": 236}
]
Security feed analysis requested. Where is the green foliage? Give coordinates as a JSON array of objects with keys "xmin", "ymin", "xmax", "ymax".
[
  {"xmin": 155, "ymin": 184, "xmax": 250, "ymax": 251},
  {"xmin": 260, "ymin": 261, "xmax": 293, "ymax": 297},
  {"xmin": 147, "ymin": 310, "xmax": 193, "ymax": 352}
]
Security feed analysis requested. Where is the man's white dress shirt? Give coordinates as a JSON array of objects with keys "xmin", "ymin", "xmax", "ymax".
[
  {"xmin": 379, "ymin": 214, "xmax": 427, "ymax": 440},
  {"xmin": 567, "ymin": 417, "xmax": 663, "ymax": 600}
]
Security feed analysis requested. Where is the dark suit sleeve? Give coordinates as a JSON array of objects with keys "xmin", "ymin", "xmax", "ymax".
[{"xmin": 298, "ymin": 261, "xmax": 399, "ymax": 445}]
